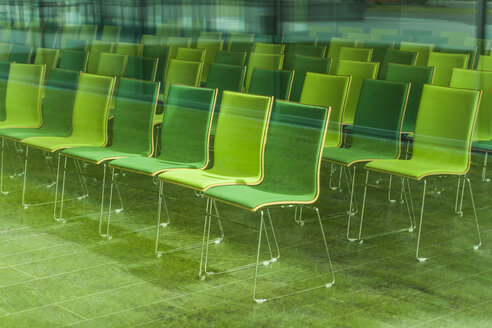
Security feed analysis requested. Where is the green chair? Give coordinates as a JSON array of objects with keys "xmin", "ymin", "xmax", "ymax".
[
  {"xmin": 59, "ymin": 25, "xmax": 80, "ymax": 49},
  {"xmin": 66, "ymin": 38, "xmax": 88, "ymax": 52},
  {"xmin": 96, "ymin": 52, "xmax": 128, "ymax": 78},
  {"xmin": 101, "ymin": 25, "xmax": 121, "ymax": 43},
  {"xmin": 196, "ymin": 37, "xmax": 224, "ymax": 82},
  {"xmin": 346, "ymin": 32, "xmax": 373, "ymax": 43},
  {"xmin": 440, "ymin": 45, "xmax": 477, "ymax": 69},
  {"xmin": 158, "ymin": 91, "xmax": 273, "ymax": 191},
  {"xmin": 363, "ymin": 41, "xmax": 394, "ymax": 64},
  {"xmin": 245, "ymin": 53, "xmax": 284, "ymax": 93},
  {"xmin": 142, "ymin": 44, "xmax": 169, "ymax": 86},
  {"xmin": 384, "ymin": 64, "xmax": 434, "ymax": 134},
  {"xmin": 414, "ymin": 35, "xmax": 449, "ymax": 47},
  {"xmin": 0, "ymin": 43, "xmax": 12, "ymax": 61},
  {"xmin": 125, "ymin": 56, "xmax": 158, "ymax": 81},
  {"xmin": 156, "ymin": 23, "xmax": 181, "ymax": 38},
  {"xmin": 176, "ymin": 47, "xmax": 206, "ymax": 63},
  {"xmin": 380, "ymin": 35, "xmax": 411, "ymax": 44},
  {"xmin": 315, "ymin": 32, "xmax": 343, "ymax": 48},
  {"xmin": 248, "ymin": 68, "xmax": 293, "ymax": 100},
  {"xmin": 229, "ymin": 41, "xmax": 254, "ymax": 56},
  {"xmin": 399, "ymin": 42, "xmax": 434, "ymax": 67},
  {"xmin": 440, "ymin": 31, "xmax": 470, "ymax": 46},
  {"xmin": 214, "ymin": 50, "xmax": 246, "ymax": 66},
  {"xmin": 33, "ymin": 48, "xmax": 60, "ymax": 80},
  {"xmin": 141, "ymin": 34, "xmax": 164, "ymax": 47},
  {"xmin": 402, "ymin": 29, "xmax": 432, "ymax": 41},
  {"xmin": 87, "ymin": 41, "xmax": 115, "ymax": 74},
  {"xmin": 254, "ymin": 42, "xmax": 285, "ymax": 55},
  {"xmin": 200, "ymin": 31, "xmax": 223, "ymax": 40},
  {"xmin": 426, "ymin": 52, "xmax": 469, "ymax": 86},
  {"xmin": 378, "ymin": 48, "xmax": 418, "ymax": 80},
  {"xmin": 371, "ymin": 28, "xmax": 399, "ymax": 41},
  {"xmin": 58, "ymin": 50, "xmax": 89, "ymax": 72},
  {"xmin": 115, "ymin": 42, "xmax": 142, "ymax": 57},
  {"xmin": 166, "ymin": 37, "xmax": 192, "ymax": 60},
  {"xmin": 289, "ymin": 55, "xmax": 331, "ymax": 102},
  {"xmin": 327, "ymin": 37, "xmax": 357, "ymax": 74},
  {"xmin": 476, "ymin": 55, "xmax": 492, "ymax": 71},
  {"xmin": 227, "ymin": 33, "xmax": 255, "ymax": 50},
  {"xmin": 300, "ymin": 72, "xmax": 350, "ymax": 149},
  {"xmin": 339, "ymin": 26, "xmax": 364, "ymax": 36},
  {"xmin": 201, "ymin": 100, "xmax": 334, "ymax": 302},
  {"xmin": 0, "ymin": 62, "xmax": 10, "ymax": 122},
  {"xmin": 338, "ymin": 46, "xmax": 372, "ymax": 63},
  {"xmin": 335, "ymin": 60, "xmax": 379, "ymax": 125},
  {"xmin": 78, "ymin": 24, "xmax": 98, "ymax": 43},
  {"xmin": 283, "ymin": 44, "xmax": 326, "ymax": 70},
  {"xmin": 58, "ymin": 78, "xmax": 159, "ymax": 223},
  {"xmin": 9, "ymin": 45, "xmax": 32, "ymax": 64},
  {"xmin": 362, "ymin": 85, "xmax": 482, "ymax": 261}
]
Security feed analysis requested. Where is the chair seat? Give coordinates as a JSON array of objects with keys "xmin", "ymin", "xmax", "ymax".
[
  {"xmin": 0, "ymin": 120, "xmax": 40, "ymax": 130},
  {"xmin": 109, "ymin": 156, "xmax": 200, "ymax": 176},
  {"xmin": 322, "ymin": 146, "xmax": 398, "ymax": 166},
  {"xmin": 205, "ymin": 185, "xmax": 316, "ymax": 211},
  {"xmin": 22, "ymin": 136, "xmax": 104, "ymax": 152},
  {"xmin": 365, "ymin": 158, "xmax": 467, "ymax": 180},
  {"xmin": 62, "ymin": 147, "xmax": 146, "ymax": 164},
  {"xmin": 158, "ymin": 168, "xmax": 259, "ymax": 191},
  {"xmin": 472, "ymin": 140, "xmax": 492, "ymax": 152},
  {"xmin": 0, "ymin": 128, "xmax": 69, "ymax": 141}
]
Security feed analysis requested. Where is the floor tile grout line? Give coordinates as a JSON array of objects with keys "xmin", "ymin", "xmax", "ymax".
[
  {"xmin": 55, "ymin": 304, "xmax": 89, "ymax": 321},
  {"xmin": 10, "ymin": 266, "xmax": 39, "ymax": 279}
]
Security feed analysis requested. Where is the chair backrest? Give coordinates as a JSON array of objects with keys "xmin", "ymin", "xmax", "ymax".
[
  {"xmin": 338, "ymin": 46, "xmax": 372, "ymax": 63},
  {"xmin": 166, "ymin": 36, "xmax": 192, "ymax": 59},
  {"xmin": 248, "ymin": 68, "xmax": 293, "ymax": 100},
  {"xmin": 384, "ymin": 64, "xmax": 434, "ymax": 134},
  {"xmin": 346, "ymin": 32, "xmax": 373, "ymax": 43},
  {"xmin": 70, "ymin": 73, "xmax": 115, "ymax": 146},
  {"xmin": 110, "ymin": 78, "xmax": 159, "ymax": 155},
  {"xmin": 66, "ymin": 38, "xmax": 88, "ymax": 52},
  {"xmin": 0, "ymin": 43, "xmax": 12, "ymax": 61},
  {"xmin": 214, "ymin": 50, "xmax": 246, "ymax": 66},
  {"xmin": 300, "ymin": 73, "xmax": 350, "ymax": 148},
  {"xmin": 245, "ymin": 53, "xmax": 283, "ymax": 92},
  {"xmin": 351, "ymin": 79, "xmax": 410, "ymax": 159},
  {"xmin": 476, "ymin": 55, "xmax": 492, "ymax": 71},
  {"xmin": 229, "ymin": 41, "xmax": 254, "ymax": 55},
  {"xmin": 402, "ymin": 29, "xmax": 432, "ymax": 41},
  {"xmin": 315, "ymin": 32, "xmax": 343, "ymax": 47},
  {"xmin": 440, "ymin": 45, "xmax": 477, "ymax": 69},
  {"xmin": 414, "ymin": 35, "xmax": 449, "ymax": 47},
  {"xmin": 39, "ymin": 68, "xmax": 80, "ymax": 136},
  {"xmin": 378, "ymin": 48, "xmax": 418, "ymax": 79},
  {"xmin": 163, "ymin": 59, "xmax": 202, "ymax": 100},
  {"xmin": 115, "ymin": 42, "xmax": 141, "ymax": 57},
  {"xmin": 200, "ymin": 31, "xmax": 223, "ymax": 40},
  {"xmin": 159, "ymin": 84, "xmax": 216, "ymax": 166},
  {"xmin": 440, "ymin": 31, "xmax": 470, "ymax": 46},
  {"xmin": 156, "ymin": 23, "xmax": 181, "ymax": 38},
  {"xmin": 5, "ymin": 63, "xmax": 45, "ymax": 127},
  {"xmin": 96, "ymin": 53, "xmax": 128, "ymax": 78},
  {"xmin": 335, "ymin": 59, "xmax": 379, "ymax": 125},
  {"xmin": 58, "ymin": 50, "xmax": 89, "ymax": 72},
  {"xmin": 227, "ymin": 33, "xmax": 255, "ymax": 50},
  {"xmin": 283, "ymin": 44, "xmax": 326, "ymax": 69},
  {"xmin": 125, "ymin": 56, "xmax": 158, "ymax": 81},
  {"xmin": 79, "ymin": 24, "xmax": 98, "ymax": 43},
  {"xmin": 254, "ymin": 42, "xmax": 285, "ymax": 55},
  {"xmin": 0, "ymin": 61, "xmax": 10, "ymax": 121},
  {"xmin": 196, "ymin": 37, "xmax": 224, "ymax": 82},
  {"xmin": 252, "ymin": 100, "xmax": 330, "ymax": 206},
  {"xmin": 289, "ymin": 55, "xmax": 331, "ymax": 102},
  {"xmin": 59, "ymin": 25, "xmax": 80, "ymax": 48},
  {"xmin": 211, "ymin": 91, "xmax": 272, "ymax": 181},
  {"xmin": 450, "ymin": 68, "xmax": 492, "ymax": 142},
  {"xmin": 142, "ymin": 44, "xmax": 168, "ymax": 84},
  {"xmin": 426, "ymin": 52, "xmax": 469, "ymax": 87},
  {"xmin": 33, "ymin": 48, "xmax": 60, "ymax": 79},
  {"xmin": 364, "ymin": 41, "xmax": 394, "ymax": 64},
  {"xmin": 87, "ymin": 41, "xmax": 115, "ymax": 74},
  {"xmin": 176, "ymin": 47, "xmax": 206, "ymax": 62},
  {"xmin": 339, "ymin": 26, "xmax": 363, "ymax": 36},
  {"xmin": 412, "ymin": 85, "xmax": 481, "ymax": 175},
  {"xmin": 101, "ymin": 25, "xmax": 121, "ymax": 43},
  {"xmin": 371, "ymin": 28, "xmax": 398, "ymax": 41},
  {"xmin": 399, "ymin": 42, "xmax": 434, "ymax": 66},
  {"xmin": 141, "ymin": 34, "xmax": 164, "ymax": 46},
  {"xmin": 9, "ymin": 45, "xmax": 32, "ymax": 64},
  {"xmin": 205, "ymin": 63, "xmax": 245, "ymax": 107},
  {"xmin": 327, "ymin": 37, "xmax": 357, "ymax": 73}
]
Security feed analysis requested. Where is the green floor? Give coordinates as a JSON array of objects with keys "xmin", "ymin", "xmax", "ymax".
[{"xmin": 0, "ymin": 148, "xmax": 490, "ymax": 327}]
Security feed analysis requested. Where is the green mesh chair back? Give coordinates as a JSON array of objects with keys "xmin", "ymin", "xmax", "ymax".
[
  {"xmin": 214, "ymin": 50, "xmax": 246, "ymax": 66},
  {"xmin": 59, "ymin": 25, "xmax": 80, "ymax": 48},
  {"xmin": 427, "ymin": 52, "xmax": 469, "ymax": 87},
  {"xmin": 300, "ymin": 73, "xmax": 350, "ymax": 148},
  {"xmin": 248, "ymin": 68, "xmax": 293, "ymax": 100},
  {"xmin": 33, "ymin": 48, "xmax": 60, "ymax": 80},
  {"xmin": 204, "ymin": 100, "xmax": 330, "ymax": 210},
  {"xmin": 115, "ymin": 42, "xmax": 142, "ymax": 57},
  {"xmin": 0, "ymin": 63, "xmax": 44, "ymax": 129},
  {"xmin": 338, "ymin": 46, "xmax": 372, "ymax": 63},
  {"xmin": 283, "ymin": 44, "xmax": 326, "ymax": 70},
  {"xmin": 205, "ymin": 63, "xmax": 245, "ymax": 112},
  {"xmin": 363, "ymin": 41, "xmax": 393, "ymax": 64},
  {"xmin": 227, "ymin": 33, "xmax": 255, "ymax": 51},
  {"xmin": 66, "ymin": 38, "xmax": 88, "ymax": 52},
  {"xmin": 327, "ymin": 37, "xmax": 357, "ymax": 73},
  {"xmin": 414, "ymin": 35, "xmax": 449, "ymax": 47},
  {"xmin": 378, "ymin": 48, "xmax": 418, "ymax": 79},
  {"xmin": 409, "ymin": 85, "xmax": 481, "ymax": 176},
  {"xmin": 142, "ymin": 44, "xmax": 169, "ymax": 85},
  {"xmin": 58, "ymin": 50, "xmax": 88, "ymax": 72},
  {"xmin": 384, "ymin": 64, "xmax": 434, "ymax": 134},
  {"xmin": 346, "ymin": 32, "xmax": 373, "ymax": 43},
  {"xmin": 335, "ymin": 59, "xmax": 379, "ymax": 125},
  {"xmin": 78, "ymin": 24, "xmax": 98, "ymax": 43},
  {"xmin": 196, "ymin": 37, "xmax": 224, "ymax": 82},
  {"xmin": 120, "ymin": 25, "xmax": 136, "ymax": 43},
  {"xmin": 9, "ymin": 45, "xmax": 32, "ymax": 64},
  {"xmin": 440, "ymin": 46, "xmax": 477, "ymax": 69},
  {"xmin": 0, "ymin": 61, "xmax": 10, "ymax": 121},
  {"xmin": 101, "ymin": 25, "xmax": 121, "ymax": 43},
  {"xmin": 245, "ymin": 53, "xmax": 283, "ymax": 93},
  {"xmin": 254, "ymin": 42, "xmax": 285, "ymax": 55},
  {"xmin": 0, "ymin": 43, "xmax": 12, "ymax": 61},
  {"xmin": 125, "ymin": 56, "xmax": 157, "ymax": 81},
  {"xmin": 289, "ymin": 55, "xmax": 331, "ymax": 102},
  {"xmin": 200, "ymin": 31, "xmax": 223, "ymax": 40},
  {"xmin": 166, "ymin": 37, "xmax": 192, "ymax": 59},
  {"xmin": 371, "ymin": 28, "xmax": 398, "ymax": 41},
  {"xmin": 96, "ymin": 53, "xmax": 128, "ymax": 78},
  {"xmin": 156, "ymin": 23, "xmax": 181, "ymax": 38},
  {"xmin": 399, "ymin": 42, "xmax": 434, "ymax": 66},
  {"xmin": 450, "ymin": 68, "xmax": 492, "ymax": 142},
  {"xmin": 476, "ymin": 55, "xmax": 492, "ymax": 71},
  {"xmin": 440, "ymin": 31, "xmax": 470, "ymax": 47},
  {"xmin": 141, "ymin": 34, "xmax": 164, "ymax": 46},
  {"xmin": 87, "ymin": 41, "xmax": 115, "ymax": 74},
  {"xmin": 315, "ymin": 31, "xmax": 343, "ymax": 47},
  {"xmin": 339, "ymin": 26, "xmax": 364, "ymax": 36},
  {"xmin": 176, "ymin": 47, "xmax": 206, "ymax": 62},
  {"xmin": 158, "ymin": 84, "xmax": 216, "ymax": 166},
  {"xmin": 163, "ymin": 58, "xmax": 201, "ymax": 96},
  {"xmin": 229, "ymin": 41, "xmax": 254, "ymax": 54}
]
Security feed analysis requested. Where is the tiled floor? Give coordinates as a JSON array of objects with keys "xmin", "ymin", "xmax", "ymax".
[{"xmin": 0, "ymin": 148, "xmax": 490, "ymax": 327}]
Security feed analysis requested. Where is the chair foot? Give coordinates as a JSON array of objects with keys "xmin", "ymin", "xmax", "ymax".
[
  {"xmin": 254, "ymin": 298, "xmax": 267, "ymax": 304},
  {"xmin": 100, "ymin": 233, "xmax": 112, "ymax": 240},
  {"xmin": 54, "ymin": 217, "xmax": 66, "ymax": 223},
  {"xmin": 77, "ymin": 194, "xmax": 88, "ymax": 200},
  {"xmin": 473, "ymin": 244, "xmax": 481, "ymax": 250},
  {"xmin": 1, "ymin": 191, "xmax": 8, "ymax": 195},
  {"xmin": 417, "ymin": 257, "xmax": 427, "ymax": 263},
  {"xmin": 358, "ymin": 239, "xmax": 364, "ymax": 245},
  {"xmin": 115, "ymin": 208, "xmax": 123, "ymax": 214},
  {"xmin": 347, "ymin": 237, "xmax": 358, "ymax": 243},
  {"xmin": 325, "ymin": 282, "xmax": 333, "ymax": 288}
]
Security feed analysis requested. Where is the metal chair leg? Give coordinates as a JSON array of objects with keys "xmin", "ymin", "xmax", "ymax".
[
  {"xmin": 346, "ymin": 166, "xmax": 360, "ymax": 242},
  {"xmin": 348, "ymin": 170, "xmax": 369, "ymax": 243},
  {"xmin": 464, "ymin": 177, "xmax": 482, "ymax": 250},
  {"xmin": 0, "ymin": 138, "xmax": 8, "ymax": 195},
  {"xmin": 98, "ymin": 163, "xmax": 109, "ymax": 237},
  {"xmin": 481, "ymin": 152, "xmax": 490, "ymax": 182},
  {"xmin": 415, "ymin": 179, "xmax": 427, "ymax": 262},
  {"xmin": 155, "ymin": 180, "xmax": 171, "ymax": 257}
]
